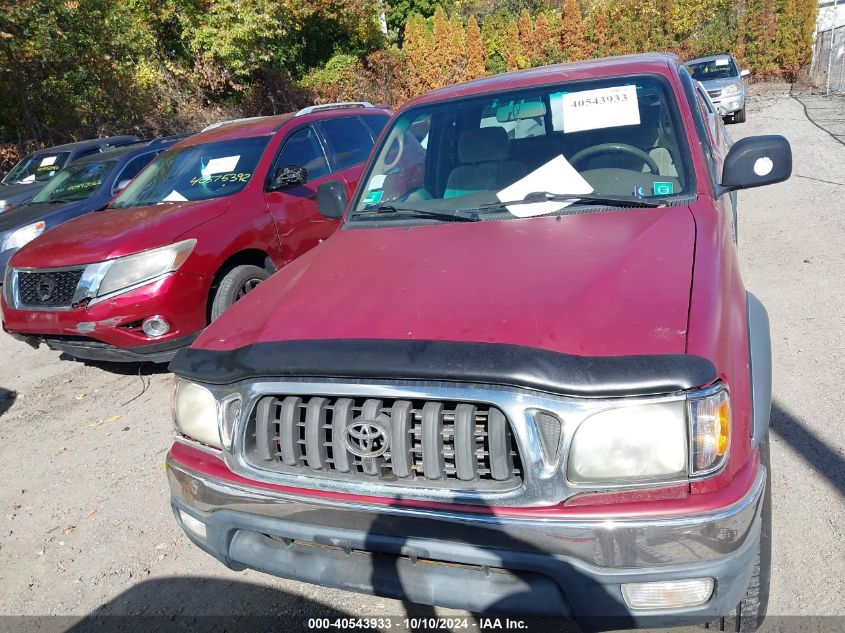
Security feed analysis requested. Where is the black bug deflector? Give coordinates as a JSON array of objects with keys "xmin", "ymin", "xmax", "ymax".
[{"xmin": 170, "ymin": 339, "xmax": 717, "ymax": 397}]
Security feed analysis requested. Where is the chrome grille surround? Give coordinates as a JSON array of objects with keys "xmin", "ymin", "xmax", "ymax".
[
  {"xmin": 191, "ymin": 379, "xmax": 719, "ymax": 507},
  {"xmin": 243, "ymin": 394, "xmax": 523, "ymax": 490}
]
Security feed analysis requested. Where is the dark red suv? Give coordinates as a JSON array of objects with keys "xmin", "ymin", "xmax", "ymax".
[
  {"xmin": 1, "ymin": 103, "xmax": 390, "ymax": 362},
  {"xmin": 166, "ymin": 56, "xmax": 790, "ymax": 630}
]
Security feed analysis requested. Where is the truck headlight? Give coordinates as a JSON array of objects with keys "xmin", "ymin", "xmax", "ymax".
[
  {"xmin": 4, "ymin": 221, "xmax": 46, "ymax": 250},
  {"xmin": 568, "ymin": 401, "xmax": 688, "ymax": 484},
  {"xmin": 723, "ymin": 82, "xmax": 740, "ymax": 96},
  {"xmin": 567, "ymin": 386, "xmax": 731, "ymax": 485},
  {"xmin": 91, "ymin": 239, "xmax": 195, "ymax": 299},
  {"xmin": 689, "ymin": 388, "xmax": 730, "ymax": 474},
  {"xmin": 173, "ymin": 379, "xmax": 221, "ymax": 448}
]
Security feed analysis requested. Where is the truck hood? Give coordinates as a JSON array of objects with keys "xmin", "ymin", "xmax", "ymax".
[
  {"xmin": 9, "ymin": 199, "xmax": 227, "ymax": 268},
  {"xmin": 197, "ymin": 206, "xmax": 696, "ymax": 357}
]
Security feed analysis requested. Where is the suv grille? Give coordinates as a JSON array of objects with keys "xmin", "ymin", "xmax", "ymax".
[
  {"xmin": 707, "ymin": 88, "xmax": 722, "ymax": 99},
  {"xmin": 244, "ymin": 395, "xmax": 523, "ymax": 490},
  {"xmin": 17, "ymin": 269, "xmax": 83, "ymax": 307}
]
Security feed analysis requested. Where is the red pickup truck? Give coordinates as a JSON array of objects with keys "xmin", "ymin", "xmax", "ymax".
[
  {"xmin": 1, "ymin": 103, "xmax": 390, "ymax": 362},
  {"xmin": 166, "ymin": 55, "xmax": 789, "ymax": 630}
]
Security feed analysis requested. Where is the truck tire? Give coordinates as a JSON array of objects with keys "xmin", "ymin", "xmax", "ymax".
[
  {"xmin": 705, "ymin": 439, "xmax": 772, "ymax": 632},
  {"xmin": 733, "ymin": 106, "xmax": 747, "ymax": 124},
  {"xmin": 210, "ymin": 264, "xmax": 269, "ymax": 322}
]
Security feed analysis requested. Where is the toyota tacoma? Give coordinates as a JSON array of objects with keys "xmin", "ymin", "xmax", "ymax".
[{"xmin": 166, "ymin": 55, "xmax": 789, "ymax": 630}]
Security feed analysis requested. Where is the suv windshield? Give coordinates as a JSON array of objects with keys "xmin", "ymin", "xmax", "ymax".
[
  {"xmin": 2, "ymin": 152, "xmax": 69, "ymax": 185},
  {"xmin": 687, "ymin": 58, "xmax": 738, "ymax": 81},
  {"xmin": 110, "ymin": 136, "xmax": 269, "ymax": 209},
  {"xmin": 350, "ymin": 74, "xmax": 692, "ymax": 223},
  {"xmin": 31, "ymin": 160, "xmax": 117, "ymax": 204}
]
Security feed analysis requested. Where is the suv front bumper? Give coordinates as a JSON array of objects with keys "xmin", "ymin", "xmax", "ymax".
[{"xmin": 167, "ymin": 442, "xmax": 765, "ymax": 629}]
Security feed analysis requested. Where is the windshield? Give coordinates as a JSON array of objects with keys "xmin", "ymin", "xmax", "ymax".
[
  {"xmin": 110, "ymin": 136, "xmax": 270, "ymax": 209},
  {"xmin": 687, "ymin": 58, "xmax": 738, "ymax": 81},
  {"xmin": 31, "ymin": 160, "xmax": 117, "ymax": 203},
  {"xmin": 350, "ymin": 74, "xmax": 692, "ymax": 223},
  {"xmin": 2, "ymin": 152, "xmax": 70, "ymax": 185}
]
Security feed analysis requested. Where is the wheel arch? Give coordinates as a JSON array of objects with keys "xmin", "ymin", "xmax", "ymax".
[
  {"xmin": 747, "ymin": 292, "xmax": 772, "ymax": 448},
  {"xmin": 206, "ymin": 248, "xmax": 276, "ymax": 323}
]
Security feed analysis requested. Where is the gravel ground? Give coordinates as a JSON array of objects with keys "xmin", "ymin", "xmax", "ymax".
[{"xmin": 0, "ymin": 86, "xmax": 842, "ymax": 630}]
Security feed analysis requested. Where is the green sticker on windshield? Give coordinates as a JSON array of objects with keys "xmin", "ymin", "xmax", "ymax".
[
  {"xmin": 653, "ymin": 182, "xmax": 674, "ymax": 196},
  {"xmin": 363, "ymin": 190, "xmax": 384, "ymax": 205}
]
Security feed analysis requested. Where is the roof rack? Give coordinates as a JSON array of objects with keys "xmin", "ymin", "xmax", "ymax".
[
  {"xmin": 294, "ymin": 102, "xmax": 375, "ymax": 117},
  {"xmin": 202, "ymin": 116, "xmax": 268, "ymax": 132}
]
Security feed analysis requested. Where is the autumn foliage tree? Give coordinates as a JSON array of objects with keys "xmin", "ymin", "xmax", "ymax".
[
  {"xmin": 560, "ymin": 0, "xmax": 589, "ymax": 61},
  {"xmin": 466, "ymin": 16, "xmax": 487, "ymax": 80}
]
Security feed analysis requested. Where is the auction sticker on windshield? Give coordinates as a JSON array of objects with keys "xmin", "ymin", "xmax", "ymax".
[
  {"xmin": 203, "ymin": 156, "xmax": 240, "ymax": 175},
  {"xmin": 559, "ymin": 85, "xmax": 640, "ymax": 133}
]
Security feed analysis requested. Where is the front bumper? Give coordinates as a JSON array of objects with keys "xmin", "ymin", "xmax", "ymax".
[
  {"xmin": 1, "ymin": 270, "xmax": 210, "ymax": 359},
  {"xmin": 167, "ymin": 442, "xmax": 765, "ymax": 628},
  {"xmin": 711, "ymin": 93, "xmax": 745, "ymax": 116}
]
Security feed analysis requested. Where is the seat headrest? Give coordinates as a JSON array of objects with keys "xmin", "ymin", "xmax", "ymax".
[{"xmin": 458, "ymin": 127, "xmax": 511, "ymax": 163}]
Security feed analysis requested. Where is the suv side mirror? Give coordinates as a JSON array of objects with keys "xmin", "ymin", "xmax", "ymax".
[
  {"xmin": 268, "ymin": 165, "xmax": 307, "ymax": 191},
  {"xmin": 720, "ymin": 135, "xmax": 791, "ymax": 193},
  {"xmin": 316, "ymin": 180, "xmax": 348, "ymax": 219},
  {"xmin": 740, "ymin": 69, "xmax": 751, "ymax": 78}
]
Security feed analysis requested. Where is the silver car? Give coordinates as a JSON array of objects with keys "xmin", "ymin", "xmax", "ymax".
[{"xmin": 685, "ymin": 53, "xmax": 751, "ymax": 123}]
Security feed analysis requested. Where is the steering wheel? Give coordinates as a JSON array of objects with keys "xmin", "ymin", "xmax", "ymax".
[{"xmin": 569, "ymin": 143, "xmax": 660, "ymax": 174}]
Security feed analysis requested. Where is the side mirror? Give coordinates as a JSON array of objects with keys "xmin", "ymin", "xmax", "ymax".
[
  {"xmin": 316, "ymin": 180, "xmax": 348, "ymax": 219},
  {"xmin": 115, "ymin": 179, "xmax": 131, "ymax": 193},
  {"xmin": 268, "ymin": 165, "xmax": 308, "ymax": 191},
  {"xmin": 720, "ymin": 135, "xmax": 791, "ymax": 193},
  {"xmin": 740, "ymin": 69, "xmax": 751, "ymax": 78}
]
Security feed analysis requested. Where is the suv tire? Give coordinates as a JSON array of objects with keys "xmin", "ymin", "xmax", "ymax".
[
  {"xmin": 705, "ymin": 438, "xmax": 772, "ymax": 632},
  {"xmin": 210, "ymin": 264, "xmax": 270, "ymax": 322},
  {"xmin": 733, "ymin": 106, "xmax": 747, "ymax": 124}
]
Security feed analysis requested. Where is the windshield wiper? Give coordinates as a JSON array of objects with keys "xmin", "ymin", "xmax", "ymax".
[
  {"xmin": 355, "ymin": 204, "xmax": 480, "ymax": 222},
  {"xmin": 472, "ymin": 191, "xmax": 666, "ymax": 212}
]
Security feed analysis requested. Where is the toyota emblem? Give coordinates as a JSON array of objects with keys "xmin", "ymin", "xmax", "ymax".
[
  {"xmin": 37, "ymin": 275, "xmax": 56, "ymax": 302},
  {"xmin": 345, "ymin": 419, "xmax": 390, "ymax": 458}
]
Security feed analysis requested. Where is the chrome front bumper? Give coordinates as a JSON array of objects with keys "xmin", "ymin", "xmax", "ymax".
[
  {"xmin": 168, "ymin": 451, "xmax": 765, "ymax": 569},
  {"xmin": 167, "ymin": 449, "xmax": 765, "ymax": 626}
]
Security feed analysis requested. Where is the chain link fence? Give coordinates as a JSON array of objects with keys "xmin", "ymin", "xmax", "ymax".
[{"xmin": 811, "ymin": 24, "xmax": 845, "ymax": 94}]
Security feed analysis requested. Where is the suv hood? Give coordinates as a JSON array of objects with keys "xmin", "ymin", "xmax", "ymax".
[
  {"xmin": 0, "ymin": 181, "xmax": 46, "ymax": 208},
  {"xmin": 0, "ymin": 198, "xmax": 98, "ymax": 236},
  {"xmin": 699, "ymin": 76, "xmax": 741, "ymax": 91},
  {"xmin": 10, "ymin": 199, "xmax": 227, "ymax": 268},
  {"xmin": 198, "ymin": 207, "xmax": 696, "ymax": 357}
]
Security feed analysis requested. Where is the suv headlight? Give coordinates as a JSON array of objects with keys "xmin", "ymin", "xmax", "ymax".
[
  {"xmin": 173, "ymin": 379, "xmax": 221, "ymax": 448},
  {"xmin": 86, "ymin": 239, "xmax": 196, "ymax": 301},
  {"xmin": 723, "ymin": 82, "xmax": 740, "ymax": 96},
  {"xmin": 567, "ymin": 386, "xmax": 730, "ymax": 485},
  {"xmin": 4, "ymin": 221, "xmax": 46, "ymax": 250}
]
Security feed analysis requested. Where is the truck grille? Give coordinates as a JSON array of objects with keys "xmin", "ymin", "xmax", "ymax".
[
  {"xmin": 17, "ymin": 269, "xmax": 83, "ymax": 307},
  {"xmin": 244, "ymin": 395, "xmax": 523, "ymax": 490}
]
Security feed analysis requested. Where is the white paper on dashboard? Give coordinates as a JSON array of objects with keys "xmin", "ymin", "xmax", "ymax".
[
  {"xmin": 715, "ymin": 58, "xmax": 730, "ymax": 66},
  {"xmin": 40, "ymin": 156, "xmax": 58, "ymax": 167},
  {"xmin": 367, "ymin": 174, "xmax": 387, "ymax": 189},
  {"xmin": 20, "ymin": 175, "xmax": 35, "ymax": 183},
  {"xmin": 163, "ymin": 190, "xmax": 188, "ymax": 202},
  {"xmin": 204, "ymin": 155, "xmax": 240, "ymax": 175},
  {"xmin": 561, "ymin": 84, "xmax": 640, "ymax": 134},
  {"xmin": 497, "ymin": 155, "xmax": 593, "ymax": 218}
]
